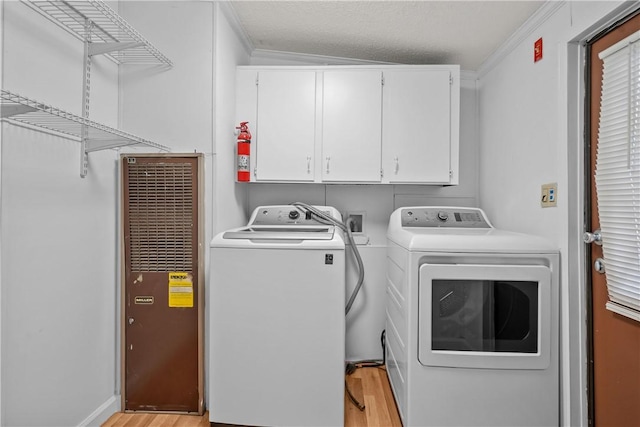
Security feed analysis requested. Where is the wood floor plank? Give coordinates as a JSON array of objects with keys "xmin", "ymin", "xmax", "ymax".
[
  {"xmin": 174, "ymin": 413, "xmax": 208, "ymax": 427},
  {"xmin": 378, "ymin": 368, "xmax": 402, "ymax": 426},
  {"xmin": 368, "ymin": 368, "xmax": 395, "ymax": 427},
  {"xmin": 101, "ymin": 412, "xmax": 209, "ymax": 427},
  {"xmin": 345, "ymin": 375, "xmax": 368, "ymax": 427},
  {"xmin": 101, "ymin": 411, "xmax": 125, "ymax": 427},
  {"xmin": 126, "ymin": 413, "xmax": 153, "ymax": 427},
  {"xmin": 145, "ymin": 414, "xmax": 179, "ymax": 427},
  {"xmin": 364, "ymin": 394, "xmax": 383, "ymax": 427}
]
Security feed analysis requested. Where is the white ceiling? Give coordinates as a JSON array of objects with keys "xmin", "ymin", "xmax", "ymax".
[{"xmin": 229, "ymin": 1, "xmax": 545, "ymax": 70}]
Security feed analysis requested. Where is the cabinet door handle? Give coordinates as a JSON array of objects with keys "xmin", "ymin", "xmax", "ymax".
[
  {"xmin": 394, "ymin": 157, "xmax": 399, "ymax": 174},
  {"xmin": 326, "ymin": 156, "xmax": 331, "ymax": 174},
  {"xmin": 307, "ymin": 156, "xmax": 311, "ymax": 174}
]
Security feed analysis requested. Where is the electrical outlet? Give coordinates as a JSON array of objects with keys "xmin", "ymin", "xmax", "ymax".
[
  {"xmin": 541, "ymin": 183, "xmax": 557, "ymax": 208},
  {"xmin": 346, "ymin": 212, "xmax": 365, "ymax": 233}
]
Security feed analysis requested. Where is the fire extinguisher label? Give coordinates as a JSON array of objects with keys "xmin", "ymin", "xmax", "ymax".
[{"xmin": 238, "ymin": 155, "xmax": 249, "ymax": 171}]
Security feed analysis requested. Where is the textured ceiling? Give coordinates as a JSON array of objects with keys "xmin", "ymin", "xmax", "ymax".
[{"xmin": 230, "ymin": 1, "xmax": 544, "ymax": 70}]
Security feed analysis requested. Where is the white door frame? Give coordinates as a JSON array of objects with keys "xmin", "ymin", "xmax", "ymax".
[
  {"xmin": 565, "ymin": 37, "xmax": 589, "ymax": 427},
  {"xmin": 0, "ymin": 1, "xmax": 5, "ymax": 424}
]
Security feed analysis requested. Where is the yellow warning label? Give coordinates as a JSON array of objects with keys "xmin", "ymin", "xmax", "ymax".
[{"xmin": 168, "ymin": 272, "xmax": 193, "ymax": 308}]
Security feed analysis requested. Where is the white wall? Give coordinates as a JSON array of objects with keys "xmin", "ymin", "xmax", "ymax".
[
  {"xmin": 120, "ymin": 3, "xmax": 213, "ymax": 153},
  {"xmin": 478, "ymin": 4, "xmax": 567, "ymax": 241},
  {"xmin": 1, "ymin": 1, "xmax": 120, "ymax": 425},
  {"xmin": 212, "ymin": 3, "xmax": 252, "ymax": 233},
  {"xmin": 477, "ymin": 1, "xmax": 638, "ymax": 425},
  {"xmin": 245, "ymin": 68, "xmax": 478, "ymax": 360}
]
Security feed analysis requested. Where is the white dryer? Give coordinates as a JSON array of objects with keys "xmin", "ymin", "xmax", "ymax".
[
  {"xmin": 209, "ymin": 205, "xmax": 345, "ymax": 427},
  {"xmin": 386, "ymin": 207, "xmax": 559, "ymax": 426}
]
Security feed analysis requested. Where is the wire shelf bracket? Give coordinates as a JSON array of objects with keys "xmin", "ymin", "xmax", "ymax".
[
  {"xmin": 1, "ymin": 90, "xmax": 171, "ymax": 178},
  {"xmin": 21, "ymin": 0, "xmax": 173, "ymax": 66}
]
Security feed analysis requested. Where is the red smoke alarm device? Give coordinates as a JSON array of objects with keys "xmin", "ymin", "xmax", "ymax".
[{"xmin": 534, "ymin": 38, "xmax": 543, "ymax": 62}]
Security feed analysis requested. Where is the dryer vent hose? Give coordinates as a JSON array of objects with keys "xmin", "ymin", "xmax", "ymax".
[{"xmin": 290, "ymin": 202, "xmax": 364, "ymax": 315}]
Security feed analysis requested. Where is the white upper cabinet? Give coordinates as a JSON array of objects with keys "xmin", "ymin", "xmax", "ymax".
[
  {"xmin": 321, "ymin": 70, "xmax": 383, "ymax": 182},
  {"xmin": 235, "ymin": 65, "xmax": 459, "ymax": 185},
  {"xmin": 382, "ymin": 69, "xmax": 457, "ymax": 184},
  {"xmin": 255, "ymin": 70, "xmax": 317, "ymax": 181}
]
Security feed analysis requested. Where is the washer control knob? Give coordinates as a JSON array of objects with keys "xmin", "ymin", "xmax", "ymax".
[
  {"xmin": 437, "ymin": 211, "xmax": 449, "ymax": 222},
  {"xmin": 288, "ymin": 210, "xmax": 300, "ymax": 220}
]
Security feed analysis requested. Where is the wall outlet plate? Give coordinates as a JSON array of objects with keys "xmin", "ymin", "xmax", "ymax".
[{"xmin": 541, "ymin": 183, "xmax": 557, "ymax": 207}]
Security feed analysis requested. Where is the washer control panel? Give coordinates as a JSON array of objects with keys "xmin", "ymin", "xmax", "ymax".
[
  {"xmin": 400, "ymin": 207, "xmax": 492, "ymax": 228},
  {"xmin": 250, "ymin": 206, "xmax": 336, "ymax": 226}
]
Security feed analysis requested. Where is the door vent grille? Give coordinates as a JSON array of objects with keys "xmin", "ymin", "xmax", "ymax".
[{"xmin": 126, "ymin": 161, "xmax": 194, "ymax": 272}]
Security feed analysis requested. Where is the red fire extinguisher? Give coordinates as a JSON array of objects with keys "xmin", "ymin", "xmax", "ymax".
[{"xmin": 236, "ymin": 121, "xmax": 251, "ymax": 182}]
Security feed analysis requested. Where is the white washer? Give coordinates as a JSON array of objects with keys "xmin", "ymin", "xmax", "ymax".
[
  {"xmin": 386, "ymin": 207, "xmax": 559, "ymax": 427},
  {"xmin": 209, "ymin": 205, "xmax": 345, "ymax": 427}
]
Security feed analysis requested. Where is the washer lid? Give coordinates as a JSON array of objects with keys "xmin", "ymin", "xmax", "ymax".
[{"xmin": 222, "ymin": 225, "xmax": 335, "ymax": 240}]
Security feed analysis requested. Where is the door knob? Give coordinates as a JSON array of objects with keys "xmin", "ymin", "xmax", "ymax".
[
  {"xmin": 583, "ymin": 229, "xmax": 602, "ymax": 245},
  {"xmin": 594, "ymin": 257, "xmax": 605, "ymax": 274}
]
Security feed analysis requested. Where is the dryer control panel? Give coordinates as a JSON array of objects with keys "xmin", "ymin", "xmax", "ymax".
[{"xmin": 400, "ymin": 207, "xmax": 492, "ymax": 228}]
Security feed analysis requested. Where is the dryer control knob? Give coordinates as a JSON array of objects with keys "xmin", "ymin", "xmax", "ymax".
[
  {"xmin": 437, "ymin": 211, "xmax": 449, "ymax": 222},
  {"xmin": 289, "ymin": 210, "xmax": 300, "ymax": 220}
]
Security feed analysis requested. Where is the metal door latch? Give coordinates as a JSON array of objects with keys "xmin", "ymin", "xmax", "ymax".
[{"xmin": 583, "ymin": 229, "xmax": 602, "ymax": 245}]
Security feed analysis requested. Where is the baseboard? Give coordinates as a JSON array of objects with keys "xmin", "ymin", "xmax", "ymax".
[{"xmin": 77, "ymin": 395, "xmax": 120, "ymax": 427}]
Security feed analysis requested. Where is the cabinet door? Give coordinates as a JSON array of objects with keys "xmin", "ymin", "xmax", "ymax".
[
  {"xmin": 255, "ymin": 70, "xmax": 316, "ymax": 181},
  {"xmin": 382, "ymin": 70, "xmax": 451, "ymax": 183},
  {"xmin": 322, "ymin": 70, "xmax": 382, "ymax": 182}
]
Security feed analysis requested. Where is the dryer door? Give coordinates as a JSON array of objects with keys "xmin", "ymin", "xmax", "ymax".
[{"xmin": 418, "ymin": 264, "xmax": 552, "ymax": 370}]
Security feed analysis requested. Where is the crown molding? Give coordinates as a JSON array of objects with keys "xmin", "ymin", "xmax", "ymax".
[
  {"xmin": 250, "ymin": 49, "xmax": 394, "ymax": 66},
  {"xmin": 477, "ymin": 1, "xmax": 565, "ymax": 78},
  {"xmin": 217, "ymin": 1, "xmax": 253, "ymax": 57},
  {"xmin": 461, "ymin": 70, "xmax": 478, "ymax": 82}
]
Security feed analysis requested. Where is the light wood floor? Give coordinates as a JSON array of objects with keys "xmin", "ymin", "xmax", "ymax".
[
  {"xmin": 345, "ymin": 365, "xmax": 402, "ymax": 427},
  {"xmin": 102, "ymin": 366, "xmax": 401, "ymax": 427}
]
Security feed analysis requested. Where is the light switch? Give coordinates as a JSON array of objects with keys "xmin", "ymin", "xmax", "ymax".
[{"xmin": 541, "ymin": 183, "xmax": 557, "ymax": 207}]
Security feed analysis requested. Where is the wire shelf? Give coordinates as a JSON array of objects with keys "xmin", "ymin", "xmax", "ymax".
[
  {"xmin": 22, "ymin": 0, "xmax": 172, "ymax": 66},
  {"xmin": 1, "ymin": 90, "xmax": 170, "ymax": 153}
]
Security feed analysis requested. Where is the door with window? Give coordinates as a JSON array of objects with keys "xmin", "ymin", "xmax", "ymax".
[{"xmin": 588, "ymin": 13, "xmax": 640, "ymax": 426}]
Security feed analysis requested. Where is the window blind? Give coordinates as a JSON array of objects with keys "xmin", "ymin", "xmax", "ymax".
[{"xmin": 596, "ymin": 30, "xmax": 640, "ymax": 322}]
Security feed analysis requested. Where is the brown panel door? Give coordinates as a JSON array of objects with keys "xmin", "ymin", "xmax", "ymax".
[
  {"xmin": 122, "ymin": 155, "xmax": 202, "ymax": 413},
  {"xmin": 588, "ymin": 14, "xmax": 640, "ymax": 426}
]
